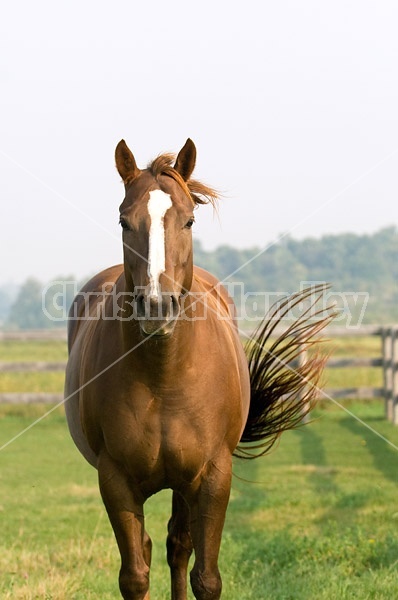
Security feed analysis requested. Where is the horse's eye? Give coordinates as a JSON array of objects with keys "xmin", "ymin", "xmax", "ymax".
[
  {"xmin": 119, "ymin": 217, "xmax": 130, "ymax": 231},
  {"xmin": 185, "ymin": 217, "xmax": 195, "ymax": 229}
]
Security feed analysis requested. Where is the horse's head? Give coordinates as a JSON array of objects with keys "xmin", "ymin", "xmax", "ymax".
[{"xmin": 116, "ymin": 138, "xmax": 216, "ymax": 338}]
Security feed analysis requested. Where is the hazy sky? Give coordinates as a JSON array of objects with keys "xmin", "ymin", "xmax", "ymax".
[{"xmin": 1, "ymin": 1, "xmax": 398, "ymax": 283}]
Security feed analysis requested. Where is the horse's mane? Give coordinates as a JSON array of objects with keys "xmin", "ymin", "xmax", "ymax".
[{"xmin": 148, "ymin": 153, "xmax": 219, "ymax": 208}]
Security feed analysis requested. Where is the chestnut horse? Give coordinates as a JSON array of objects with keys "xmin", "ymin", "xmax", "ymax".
[{"xmin": 65, "ymin": 139, "xmax": 331, "ymax": 599}]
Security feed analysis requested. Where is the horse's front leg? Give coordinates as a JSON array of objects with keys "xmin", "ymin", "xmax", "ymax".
[
  {"xmin": 98, "ymin": 450, "xmax": 151, "ymax": 600},
  {"xmin": 187, "ymin": 449, "xmax": 233, "ymax": 600},
  {"xmin": 167, "ymin": 491, "xmax": 193, "ymax": 599}
]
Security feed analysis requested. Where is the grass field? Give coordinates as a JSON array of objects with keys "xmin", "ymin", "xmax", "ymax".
[
  {"xmin": 0, "ymin": 338, "xmax": 397, "ymax": 599},
  {"xmin": 0, "ymin": 341, "xmax": 67, "ymax": 394}
]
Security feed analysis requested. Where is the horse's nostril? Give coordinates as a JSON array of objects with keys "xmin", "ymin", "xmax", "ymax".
[
  {"xmin": 135, "ymin": 294, "xmax": 146, "ymax": 318},
  {"xmin": 170, "ymin": 295, "xmax": 180, "ymax": 318}
]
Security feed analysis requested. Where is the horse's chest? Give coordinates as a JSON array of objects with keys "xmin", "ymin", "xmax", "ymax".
[{"xmin": 104, "ymin": 400, "xmax": 209, "ymax": 491}]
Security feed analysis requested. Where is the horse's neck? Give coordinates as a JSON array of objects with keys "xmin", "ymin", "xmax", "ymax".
[{"xmin": 121, "ymin": 316, "xmax": 192, "ymax": 375}]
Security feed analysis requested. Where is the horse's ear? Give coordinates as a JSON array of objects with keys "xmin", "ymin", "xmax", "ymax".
[
  {"xmin": 115, "ymin": 140, "xmax": 140, "ymax": 183},
  {"xmin": 174, "ymin": 138, "xmax": 196, "ymax": 181}
]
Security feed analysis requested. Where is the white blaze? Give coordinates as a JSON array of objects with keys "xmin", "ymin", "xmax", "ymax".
[{"xmin": 147, "ymin": 189, "xmax": 172, "ymax": 297}]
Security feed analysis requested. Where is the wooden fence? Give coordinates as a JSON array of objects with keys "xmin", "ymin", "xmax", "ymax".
[
  {"xmin": 319, "ymin": 325, "xmax": 398, "ymax": 424},
  {"xmin": 0, "ymin": 326, "xmax": 397, "ymax": 424}
]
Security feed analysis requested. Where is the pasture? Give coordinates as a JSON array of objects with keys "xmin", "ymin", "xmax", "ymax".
[{"xmin": 1, "ymin": 338, "xmax": 398, "ymax": 599}]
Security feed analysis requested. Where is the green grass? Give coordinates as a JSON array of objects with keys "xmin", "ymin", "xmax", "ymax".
[
  {"xmin": 0, "ymin": 341, "xmax": 67, "ymax": 393},
  {"xmin": 325, "ymin": 366, "xmax": 382, "ymax": 391},
  {"xmin": 0, "ymin": 401, "xmax": 397, "ymax": 599},
  {"xmin": 0, "ymin": 340, "xmax": 68, "ymax": 362},
  {"xmin": 321, "ymin": 335, "xmax": 383, "ymax": 391},
  {"xmin": 0, "ymin": 372, "xmax": 65, "ymax": 393},
  {"xmin": 323, "ymin": 335, "xmax": 381, "ymax": 357}
]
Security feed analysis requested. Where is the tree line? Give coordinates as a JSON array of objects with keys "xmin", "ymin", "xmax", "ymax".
[{"xmin": 1, "ymin": 226, "xmax": 397, "ymax": 329}]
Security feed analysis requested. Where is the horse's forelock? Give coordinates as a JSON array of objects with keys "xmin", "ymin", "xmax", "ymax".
[{"xmin": 147, "ymin": 153, "xmax": 219, "ymax": 208}]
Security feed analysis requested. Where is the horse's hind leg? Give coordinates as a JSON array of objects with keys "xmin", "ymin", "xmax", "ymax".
[
  {"xmin": 167, "ymin": 491, "xmax": 193, "ymax": 600},
  {"xmin": 98, "ymin": 450, "xmax": 150, "ymax": 600}
]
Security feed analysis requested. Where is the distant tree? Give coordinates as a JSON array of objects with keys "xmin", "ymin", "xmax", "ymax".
[
  {"xmin": 194, "ymin": 226, "xmax": 398, "ymax": 324},
  {"xmin": 0, "ymin": 285, "xmax": 18, "ymax": 325},
  {"xmin": 6, "ymin": 278, "xmax": 51, "ymax": 329},
  {"xmin": 5, "ymin": 275, "xmax": 81, "ymax": 330}
]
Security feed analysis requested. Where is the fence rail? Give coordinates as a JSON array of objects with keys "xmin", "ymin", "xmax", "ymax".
[
  {"xmin": 1, "ymin": 326, "xmax": 397, "ymax": 424},
  {"xmin": 0, "ymin": 362, "xmax": 65, "ymax": 372},
  {"xmin": 0, "ymin": 393, "xmax": 63, "ymax": 404},
  {"xmin": 0, "ymin": 329, "xmax": 67, "ymax": 341}
]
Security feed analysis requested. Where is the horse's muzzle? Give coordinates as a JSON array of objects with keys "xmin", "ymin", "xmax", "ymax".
[{"xmin": 135, "ymin": 293, "xmax": 180, "ymax": 337}]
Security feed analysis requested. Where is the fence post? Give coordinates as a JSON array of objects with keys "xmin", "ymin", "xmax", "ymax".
[
  {"xmin": 392, "ymin": 327, "xmax": 398, "ymax": 426},
  {"xmin": 382, "ymin": 327, "xmax": 393, "ymax": 422}
]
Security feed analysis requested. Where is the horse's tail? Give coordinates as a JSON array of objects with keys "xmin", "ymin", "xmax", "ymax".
[{"xmin": 234, "ymin": 284, "xmax": 335, "ymax": 459}]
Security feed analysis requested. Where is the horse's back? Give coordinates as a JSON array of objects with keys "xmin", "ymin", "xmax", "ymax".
[{"xmin": 192, "ymin": 265, "xmax": 238, "ymax": 323}]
